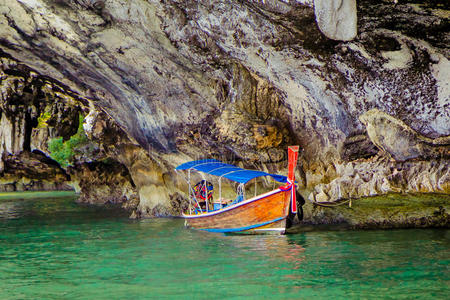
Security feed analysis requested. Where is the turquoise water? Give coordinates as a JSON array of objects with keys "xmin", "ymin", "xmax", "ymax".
[{"xmin": 0, "ymin": 193, "xmax": 448, "ymax": 299}]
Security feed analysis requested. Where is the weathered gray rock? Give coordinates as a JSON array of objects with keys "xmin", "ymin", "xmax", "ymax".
[
  {"xmin": 68, "ymin": 160, "xmax": 138, "ymax": 206},
  {"xmin": 359, "ymin": 109, "xmax": 450, "ymax": 162},
  {"xmin": 314, "ymin": 0, "xmax": 357, "ymax": 41},
  {"xmin": 0, "ymin": 110, "xmax": 26, "ymax": 162},
  {"xmin": 309, "ymin": 155, "xmax": 450, "ymax": 203},
  {"xmin": 81, "ymin": 109, "xmax": 176, "ymax": 216},
  {"xmin": 0, "ymin": 151, "xmax": 71, "ymax": 192}
]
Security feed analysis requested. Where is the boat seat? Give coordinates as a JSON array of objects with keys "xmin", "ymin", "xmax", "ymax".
[
  {"xmin": 211, "ymin": 194, "xmax": 244, "ymax": 210},
  {"xmin": 212, "ymin": 199, "xmax": 230, "ymax": 211},
  {"xmin": 229, "ymin": 194, "xmax": 244, "ymax": 206},
  {"xmin": 216, "ymin": 198, "xmax": 232, "ymax": 204}
]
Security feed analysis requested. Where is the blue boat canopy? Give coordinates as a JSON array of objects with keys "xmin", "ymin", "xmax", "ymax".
[{"xmin": 175, "ymin": 159, "xmax": 288, "ymax": 184}]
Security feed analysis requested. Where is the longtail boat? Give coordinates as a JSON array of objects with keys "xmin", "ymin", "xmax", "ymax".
[{"xmin": 175, "ymin": 146, "xmax": 300, "ymax": 234}]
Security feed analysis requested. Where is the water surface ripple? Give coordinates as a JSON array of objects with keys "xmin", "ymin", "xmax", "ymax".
[{"xmin": 0, "ymin": 193, "xmax": 448, "ymax": 299}]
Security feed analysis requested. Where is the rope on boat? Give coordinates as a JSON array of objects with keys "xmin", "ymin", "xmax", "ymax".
[{"xmin": 280, "ymin": 179, "xmax": 297, "ymax": 213}]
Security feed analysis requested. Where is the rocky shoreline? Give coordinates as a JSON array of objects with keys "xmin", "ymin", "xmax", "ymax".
[{"xmin": 299, "ymin": 192, "xmax": 450, "ymax": 230}]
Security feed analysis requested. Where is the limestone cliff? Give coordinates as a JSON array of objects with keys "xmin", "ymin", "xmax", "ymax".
[{"xmin": 0, "ymin": 0, "xmax": 448, "ymax": 223}]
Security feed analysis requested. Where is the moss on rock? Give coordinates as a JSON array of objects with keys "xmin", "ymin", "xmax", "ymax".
[{"xmin": 301, "ymin": 193, "xmax": 450, "ymax": 229}]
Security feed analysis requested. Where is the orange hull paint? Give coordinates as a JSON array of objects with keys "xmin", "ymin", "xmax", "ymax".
[{"xmin": 183, "ymin": 189, "xmax": 291, "ymax": 234}]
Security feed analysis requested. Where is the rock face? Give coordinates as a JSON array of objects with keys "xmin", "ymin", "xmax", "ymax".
[
  {"xmin": 0, "ymin": 56, "xmax": 83, "ymax": 161},
  {"xmin": 300, "ymin": 193, "xmax": 450, "ymax": 229},
  {"xmin": 0, "ymin": 150, "xmax": 71, "ymax": 192},
  {"xmin": 360, "ymin": 109, "xmax": 450, "ymax": 162},
  {"xmin": 0, "ymin": 0, "xmax": 449, "ymax": 223},
  {"xmin": 68, "ymin": 160, "xmax": 138, "ymax": 207},
  {"xmin": 309, "ymin": 157, "xmax": 450, "ymax": 204},
  {"xmin": 314, "ymin": 0, "xmax": 357, "ymax": 41},
  {"xmin": 309, "ymin": 109, "xmax": 449, "ymax": 204},
  {"xmin": 81, "ymin": 109, "xmax": 177, "ymax": 216}
]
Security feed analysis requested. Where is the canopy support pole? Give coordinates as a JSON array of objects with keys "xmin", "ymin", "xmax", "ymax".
[
  {"xmin": 188, "ymin": 169, "xmax": 203, "ymax": 214},
  {"xmin": 237, "ymin": 183, "xmax": 245, "ymax": 201},
  {"xmin": 188, "ymin": 170, "xmax": 192, "ymax": 214},
  {"xmin": 219, "ymin": 178, "xmax": 222, "ymax": 208},
  {"xmin": 201, "ymin": 174, "xmax": 208, "ymax": 212}
]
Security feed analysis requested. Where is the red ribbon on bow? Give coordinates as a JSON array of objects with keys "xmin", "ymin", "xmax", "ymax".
[{"xmin": 280, "ymin": 179, "xmax": 296, "ymax": 213}]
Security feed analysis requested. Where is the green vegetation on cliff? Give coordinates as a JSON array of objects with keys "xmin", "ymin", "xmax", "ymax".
[
  {"xmin": 37, "ymin": 111, "xmax": 51, "ymax": 128},
  {"xmin": 49, "ymin": 114, "xmax": 89, "ymax": 168}
]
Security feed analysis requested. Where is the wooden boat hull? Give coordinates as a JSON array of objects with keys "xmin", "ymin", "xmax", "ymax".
[{"xmin": 182, "ymin": 188, "xmax": 291, "ymax": 234}]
